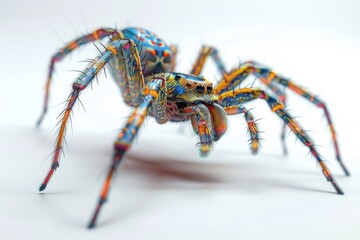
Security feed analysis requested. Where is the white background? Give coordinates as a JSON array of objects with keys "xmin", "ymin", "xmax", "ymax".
[{"xmin": 1, "ymin": 0, "xmax": 360, "ymax": 239}]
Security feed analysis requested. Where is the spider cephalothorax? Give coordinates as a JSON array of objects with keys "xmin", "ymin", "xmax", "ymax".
[
  {"xmin": 158, "ymin": 72, "xmax": 227, "ymax": 156},
  {"xmin": 37, "ymin": 27, "xmax": 349, "ymax": 229}
]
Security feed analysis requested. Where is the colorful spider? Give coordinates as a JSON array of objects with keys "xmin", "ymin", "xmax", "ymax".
[{"xmin": 37, "ymin": 27, "xmax": 349, "ymax": 228}]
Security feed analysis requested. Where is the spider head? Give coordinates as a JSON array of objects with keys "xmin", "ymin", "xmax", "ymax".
[
  {"xmin": 122, "ymin": 28, "xmax": 174, "ymax": 76},
  {"xmin": 162, "ymin": 73, "xmax": 227, "ymax": 144},
  {"xmin": 164, "ymin": 73, "xmax": 218, "ymax": 105}
]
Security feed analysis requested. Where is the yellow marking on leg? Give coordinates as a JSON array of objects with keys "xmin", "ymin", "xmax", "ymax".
[
  {"xmin": 143, "ymin": 87, "xmax": 158, "ymax": 99},
  {"xmin": 117, "ymin": 31, "xmax": 124, "ymax": 39},
  {"xmin": 219, "ymin": 88, "xmax": 261, "ymax": 100},
  {"xmin": 94, "ymin": 61, "xmax": 105, "ymax": 74},
  {"xmin": 106, "ymin": 45, "xmax": 118, "ymax": 56},
  {"xmin": 214, "ymin": 65, "xmax": 252, "ymax": 93},
  {"xmin": 252, "ymin": 141, "xmax": 259, "ymax": 151},
  {"xmin": 262, "ymin": 71, "xmax": 276, "ymax": 85},
  {"xmin": 227, "ymin": 67, "xmax": 247, "ymax": 81},
  {"xmin": 192, "ymin": 47, "xmax": 212, "ymax": 75},
  {"xmin": 200, "ymin": 144, "xmax": 212, "ymax": 153},
  {"xmin": 271, "ymin": 103, "xmax": 284, "ymax": 112}
]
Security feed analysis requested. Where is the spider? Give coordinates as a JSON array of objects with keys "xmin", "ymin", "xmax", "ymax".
[{"xmin": 37, "ymin": 27, "xmax": 349, "ymax": 228}]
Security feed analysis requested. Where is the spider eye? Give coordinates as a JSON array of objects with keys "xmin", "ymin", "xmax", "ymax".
[
  {"xmin": 196, "ymin": 85, "xmax": 205, "ymax": 93},
  {"xmin": 207, "ymin": 86, "xmax": 213, "ymax": 93},
  {"xmin": 175, "ymin": 75, "xmax": 181, "ymax": 81}
]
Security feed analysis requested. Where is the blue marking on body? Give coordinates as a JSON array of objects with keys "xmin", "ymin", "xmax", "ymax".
[{"xmin": 173, "ymin": 86, "xmax": 186, "ymax": 97}]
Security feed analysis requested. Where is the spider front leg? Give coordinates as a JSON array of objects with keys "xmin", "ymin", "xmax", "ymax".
[
  {"xmin": 215, "ymin": 61, "xmax": 349, "ymax": 176},
  {"xmin": 39, "ymin": 39, "xmax": 134, "ymax": 192},
  {"xmin": 37, "ymin": 28, "xmax": 120, "ymax": 126},
  {"xmin": 88, "ymin": 78, "xmax": 165, "ymax": 228},
  {"xmin": 191, "ymin": 48, "xmax": 287, "ymax": 107},
  {"xmin": 223, "ymin": 105, "xmax": 260, "ymax": 155},
  {"xmin": 215, "ymin": 62, "xmax": 290, "ymax": 154},
  {"xmin": 191, "ymin": 46, "xmax": 227, "ymax": 76},
  {"xmin": 191, "ymin": 47, "xmax": 284, "ymax": 100},
  {"xmin": 191, "ymin": 48, "xmax": 289, "ymax": 155},
  {"xmin": 170, "ymin": 45, "xmax": 177, "ymax": 71},
  {"xmin": 219, "ymin": 88, "xmax": 344, "ymax": 195}
]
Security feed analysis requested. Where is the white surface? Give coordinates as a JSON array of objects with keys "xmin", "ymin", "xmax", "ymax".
[
  {"xmin": 1, "ymin": 125, "xmax": 360, "ymax": 240},
  {"xmin": 1, "ymin": 0, "xmax": 360, "ymax": 239}
]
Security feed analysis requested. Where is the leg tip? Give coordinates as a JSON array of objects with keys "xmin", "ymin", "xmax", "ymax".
[
  {"xmin": 87, "ymin": 222, "xmax": 95, "ymax": 229},
  {"xmin": 39, "ymin": 184, "xmax": 47, "ymax": 192},
  {"xmin": 336, "ymin": 188, "xmax": 344, "ymax": 195},
  {"xmin": 331, "ymin": 181, "xmax": 344, "ymax": 195},
  {"xmin": 337, "ymin": 157, "xmax": 351, "ymax": 177},
  {"xmin": 36, "ymin": 116, "xmax": 44, "ymax": 128},
  {"xmin": 250, "ymin": 150, "xmax": 259, "ymax": 156},
  {"xmin": 36, "ymin": 120, "xmax": 41, "ymax": 128}
]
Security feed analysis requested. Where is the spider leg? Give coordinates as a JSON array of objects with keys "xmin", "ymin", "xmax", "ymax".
[
  {"xmin": 261, "ymin": 69, "xmax": 348, "ymax": 175},
  {"xmin": 191, "ymin": 47, "xmax": 279, "ymax": 96},
  {"xmin": 214, "ymin": 62, "xmax": 284, "ymax": 95},
  {"xmin": 37, "ymin": 28, "xmax": 121, "ymax": 127},
  {"xmin": 180, "ymin": 103, "xmax": 215, "ymax": 157},
  {"xmin": 170, "ymin": 45, "xmax": 177, "ymax": 71},
  {"xmin": 251, "ymin": 68, "xmax": 289, "ymax": 156},
  {"xmin": 215, "ymin": 62, "xmax": 290, "ymax": 155},
  {"xmin": 191, "ymin": 49, "xmax": 289, "ymax": 155},
  {"xmin": 39, "ymin": 39, "xmax": 135, "ymax": 192},
  {"xmin": 191, "ymin": 46, "xmax": 227, "ymax": 76},
  {"xmin": 224, "ymin": 105, "xmax": 260, "ymax": 155},
  {"xmin": 251, "ymin": 62, "xmax": 349, "ymax": 176},
  {"xmin": 215, "ymin": 61, "xmax": 348, "ymax": 176},
  {"xmin": 88, "ymin": 78, "xmax": 165, "ymax": 228},
  {"xmin": 219, "ymin": 88, "xmax": 344, "ymax": 195}
]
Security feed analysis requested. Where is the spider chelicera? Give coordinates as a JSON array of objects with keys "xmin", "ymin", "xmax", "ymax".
[{"xmin": 36, "ymin": 27, "xmax": 349, "ymax": 228}]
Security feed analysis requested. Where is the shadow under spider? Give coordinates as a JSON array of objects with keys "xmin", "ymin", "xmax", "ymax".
[{"xmin": 123, "ymin": 151, "xmax": 334, "ymax": 195}]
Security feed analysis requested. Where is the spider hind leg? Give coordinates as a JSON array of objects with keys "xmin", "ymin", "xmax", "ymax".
[
  {"xmin": 39, "ymin": 39, "xmax": 129, "ymax": 192},
  {"xmin": 36, "ymin": 28, "xmax": 120, "ymax": 127}
]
